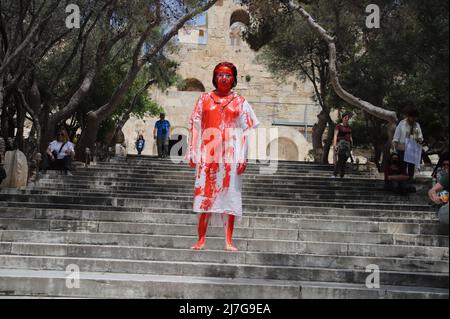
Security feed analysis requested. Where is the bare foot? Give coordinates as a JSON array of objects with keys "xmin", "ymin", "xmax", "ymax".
[
  {"xmin": 225, "ymin": 244, "xmax": 238, "ymax": 252},
  {"xmin": 191, "ymin": 241, "xmax": 206, "ymax": 250}
]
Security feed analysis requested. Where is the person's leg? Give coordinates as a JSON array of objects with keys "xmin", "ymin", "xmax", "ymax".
[
  {"xmin": 438, "ymin": 204, "xmax": 449, "ymax": 225},
  {"xmin": 163, "ymin": 137, "xmax": 169, "ymax": 158},
  {"xmin": 192, "ymin": 213, "xmax": 211, "ymax": 250},
  {"xmin": 340, "ymin": 154, "xmax": 349, "ymax": 178},
  {"xmin": 55, "ymin": 159, "xmax": 64, "ymax": 172},
  {"xmin": 223, "ymin": 214, "xmax": 237, "ymax": 252},
  {"xmin": 157, "ymin": 136, "xmax": 163, "ymax": 158},
  {"xmin": 407, "ymin": 162, "xmax": 415, "ymax": 179},
  {"xmin": 41, "ymin": 153, "xmax": 50, "ymax": 172},
  {"xmin": 62, "ymin": 156, "xmax": 72, "ymax": 174},
  {"xmin": 333, "ymin": 153, "xmax": 342, "ymax": 177},
  {"xmin": 397, "ymin": 150, "xmax": 407, "ymax": 173},
  {"xmin": 397, "ymin": 180, "xmax": 408, "ymax": 195}
]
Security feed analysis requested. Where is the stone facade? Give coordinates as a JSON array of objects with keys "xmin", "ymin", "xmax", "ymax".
[{"xmin": 122, "ymin": 0, "xmax": 321, "ymax": 161}]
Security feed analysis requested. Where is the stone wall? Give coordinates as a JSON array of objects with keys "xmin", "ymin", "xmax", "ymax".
[{"xmin": 123, "ymin": 0, "xmax": 320, "ymax": 161}]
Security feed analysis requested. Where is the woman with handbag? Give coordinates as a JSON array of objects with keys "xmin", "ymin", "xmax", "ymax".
[{"xmin": 42, "ymin": 129, "xmax": 75, "ymax": 175}]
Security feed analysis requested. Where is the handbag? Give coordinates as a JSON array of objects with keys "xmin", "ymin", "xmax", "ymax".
[{"xmin": 52, "ymin": 142, "xmax": 67, "ymax": 160}]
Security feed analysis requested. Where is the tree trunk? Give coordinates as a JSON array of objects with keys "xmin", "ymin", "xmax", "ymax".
[
  {"xmin": 382, "ymin": 123, "xmax": 397, "ymax": 170},
  {"xmin": 75, "ymin": 111, "xmax": 100, "ymax": 161},
  {"xmin": 322, "ymin": 120, "xmax": 335, "ymax": 164},
  {"xmin": 311, "ymin": 110, "xmax": 328, "ymax": 162},
  {"xmin": 0, "ymin": 101, "xmax": 8, "ymax": 140},
  {"xmin": 14, "ymin": 93, "xmax": 25, "ymax": 151}
]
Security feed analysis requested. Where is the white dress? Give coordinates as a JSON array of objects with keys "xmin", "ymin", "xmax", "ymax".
[{"xmin": 188, "ymin": 91, "xmax": 260, "ymax": 219}]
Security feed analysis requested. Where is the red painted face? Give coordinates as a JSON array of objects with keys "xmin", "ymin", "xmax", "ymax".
[{"xmin": 215, "ymin": 66, "xmax": 235, "ymax": 95}]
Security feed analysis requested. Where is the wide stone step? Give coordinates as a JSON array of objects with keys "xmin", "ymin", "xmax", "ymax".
[
  {"xmin": 0, "ymin": 255, "xmax": 447, "ymax": 288},
  {"xmin": 34, "ymin": 178, "xmax": 392, "ymax": 193},
  {"xmin": 18, "ymin": 188, "xmax": 414, "ymax": 205},
  {"xmin": 0, "ymin": 206, "xmax": 441, "ymax": 229},
  {"xmin": 75, "ymin": 164, "xmax": 367, "ymax": 177},
  {"xmin": 0, "ymin": 208, "xmax": 443, "ymax": 235},
  {"xmin": 0, "ymin": 242, "xmax": 447, "ymax": 273},
  {"xmin": 0, "ymin": 201, "xmax": 437, "ymax": 221},
  {"xmin": 55, "ymin": 171, "xmax": 384, "ymax": 186},
  {"xmin": 112, "ymin": 156, "xmax": 368, "ymax": 172},
  {"xmin": 112, "ymin": 156, "xmax": 340, "ymax": 168},
  {"xmin": 0, "ymin": 217, "xmax": 446, "ymax": 247},
  {"xmin": 1, "ymin": 269, "xmax": 447, "ymax": 299},
  {"xmin": 1, "ymin": 230, "xmax": 448, "ymax": 260},
  {"xmin": 0, "ymin": 193, "xmax": 433, "ymax": 212},
  {"xmin": 31, "ymin": 181, "xmax": 399, "ymax": 196}
]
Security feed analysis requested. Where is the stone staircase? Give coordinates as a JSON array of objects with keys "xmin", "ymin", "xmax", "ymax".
[{"xmin": 0, "ymin": 155, "xmax": 448, "ymax": 298}]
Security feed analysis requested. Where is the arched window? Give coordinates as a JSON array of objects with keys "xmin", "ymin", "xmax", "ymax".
[
  {"xmin": 178, "ymin": 78, "xmax": 206, "ymax": 92},
  {"xmin": 229, "ymin": 10, "xmax": 250, "ymax": 47}
]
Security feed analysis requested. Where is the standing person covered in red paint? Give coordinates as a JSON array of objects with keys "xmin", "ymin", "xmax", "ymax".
[{"xmin": 187, "ymin": 62, "xmax": 260, "ymax": 252}]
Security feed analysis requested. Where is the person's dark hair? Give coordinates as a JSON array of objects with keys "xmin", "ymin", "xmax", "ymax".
[
  {"xmin": 389, "ymin": 152, "xmax": 400, "ymax": 164},
  {"xmin": 342, "ymin": 111, "xmax": 353, "ymax": 119},
  {"xmin": 406, "ymin": 107, "xmax": 419, "ymax": 118},
  {"xmin": 433, "ymin": 152, "xmax": 450, "ymax": 177},
  {"xmin": 212, "ymin": 62, "xmax": 238, "ymax": 89}
]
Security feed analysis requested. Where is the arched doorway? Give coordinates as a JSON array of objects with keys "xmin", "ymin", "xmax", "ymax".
[
  {"xmin": 179, "ymin": 78, "xmax": 206, "ymax": 92},
  {"xmin": 266, "ymin": 137, "xmax": 299, "ymax": 161},
  {"xmin": 229, "ymin": 9, "xmax": 250, "ymax": 47}
]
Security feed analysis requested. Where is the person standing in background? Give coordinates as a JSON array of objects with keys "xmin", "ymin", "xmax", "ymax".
[
  {"xmin": 332, "ymin": 111, "xmax": 353, "ymax": 179},
  {"xmin": 135, "ymin": 134, "xmax": 145, "ymax": 155},
  {"xmin": 153, "ymin": 113, "xmax": 171, "ymax": 159},
  {"xmin": 393, "ymin": 107, "xmax": 424, "ymax": 180}
]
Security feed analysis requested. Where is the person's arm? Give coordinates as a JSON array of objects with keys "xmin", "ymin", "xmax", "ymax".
[
  {"xmin": 332, "ymin": 126, "xmax": 339, "ymax": 151},
  {"xmin": 47, "ymin": 142, "xmax": 55, "ymax": 160},
  {"xmin": 429, "ymin": 182, "xmax": 444, "ymax": 204},
  {"xmin": 392, "ymin": 122, "xmax": 402, "ymax": 151},
  {"xmin": 66, "ymin": 143, "xmax": 75, "ymax": 158},
  {"xmin": 168, "ymin": 122, "xmax": 171, "ymax": 138},
  {"xmin": 188, "ymin": 95, "xmax": 204, "ymax": 167},
  {"xmin": 416, "ymin": 123, "xmax": 424, "ymax": 144},
  {"xmin": 47, "ymin": 145, "xmax": 54, "ymax": 159}
]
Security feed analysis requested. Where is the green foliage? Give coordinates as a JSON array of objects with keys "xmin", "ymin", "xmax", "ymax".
[{"xmin": 242, "ymin": 0, "xmax": 449, "ymax": 150}]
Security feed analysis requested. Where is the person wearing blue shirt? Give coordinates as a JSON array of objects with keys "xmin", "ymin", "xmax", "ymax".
[{"xmin": 153, "ymin": 113, "xmax": 171, "ymax": 158}]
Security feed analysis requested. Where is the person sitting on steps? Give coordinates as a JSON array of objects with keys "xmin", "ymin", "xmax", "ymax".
[
  {"xmin": 384, "ymin": 153, "xmax": 410, "ymax": 196},
  {"xmin": 42, "ymin": 129, "xmax": 75, "ymax": 176}
]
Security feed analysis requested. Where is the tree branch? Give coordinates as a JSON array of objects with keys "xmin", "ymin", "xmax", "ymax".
[{"xmin": 290, "ymin": 1, "xmax": 398, "ymax": 124}]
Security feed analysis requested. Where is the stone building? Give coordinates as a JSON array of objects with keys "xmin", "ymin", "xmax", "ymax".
[{"xmin": 122, "ymin": 0, "xmax": 321, "ymax": 161}]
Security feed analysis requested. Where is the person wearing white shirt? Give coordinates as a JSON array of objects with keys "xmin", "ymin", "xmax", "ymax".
[
  {"xmin": 393, "ymin": 107, "xmax": 424, "ymax": 179},
  {"xmin": 42, "ymin": 129, "xmax": 75, "ymax": 175}
]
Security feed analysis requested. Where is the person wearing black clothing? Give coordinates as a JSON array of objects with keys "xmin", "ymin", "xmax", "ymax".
[
  {"xmin": 384, "ymin": 153, "xmax": 410, "ymax": 195},
  {"xmin": 332, "ymin": 111, "xmax": 353, "ymax": 179}
]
